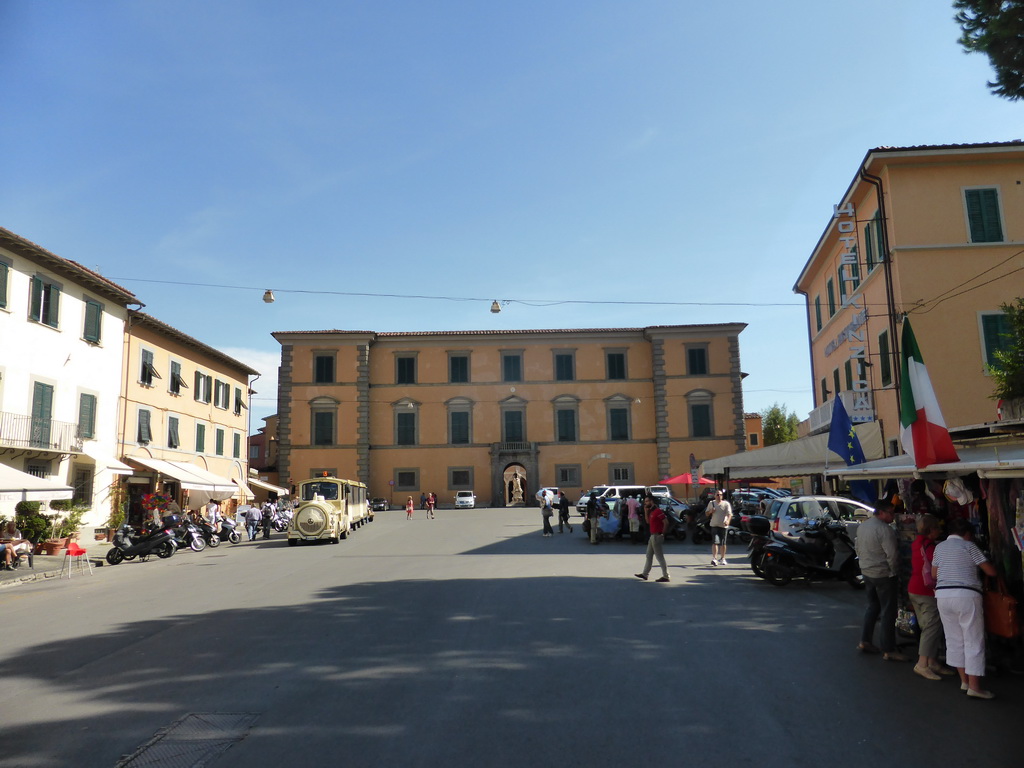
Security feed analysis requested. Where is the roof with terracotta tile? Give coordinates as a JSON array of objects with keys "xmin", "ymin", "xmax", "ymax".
[
  {"xmin": 272, "ymin": 323, "xmax": 746, "ymax": 338},
  {"xmin": 132, "ymin": 311, "xmax": 260, "ymax": 376}
]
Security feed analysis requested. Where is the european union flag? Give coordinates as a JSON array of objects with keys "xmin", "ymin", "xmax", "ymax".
[{"xmin": 827, "ymin": 397, "xmax": 874, "ymax": 504}]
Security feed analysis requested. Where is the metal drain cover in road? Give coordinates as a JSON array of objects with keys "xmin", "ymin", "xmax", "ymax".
[{"xmin": 117, "ymin": 712, "xmax": 259, "ymax": 767}]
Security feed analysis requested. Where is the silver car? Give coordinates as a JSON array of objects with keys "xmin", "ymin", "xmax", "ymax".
[{"xmin": 764, "ymin": 495, "xmax": 873, "ymax": 539}]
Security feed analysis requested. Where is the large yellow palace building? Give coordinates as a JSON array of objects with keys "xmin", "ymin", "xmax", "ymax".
[{"xmin": 273, "ymin": 324, "xmax": 747, "ymax": 506}]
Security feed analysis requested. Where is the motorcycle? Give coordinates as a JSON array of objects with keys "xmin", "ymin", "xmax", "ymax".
[
  {"xmin": 169, "ymin": 517, "xmax": 207, "ymax": 552},
  {"xmin": 691, "ymin": 512, "xmax": 749, "ymax": 546},
  {"xmin": 760, "ymin": 517, "xmax": 863, "ymax": 588},
  {"xmin": 194, "ymin": 517, "xmax": 221, "ymax": 548},
  {"xmin": 744, "ymin": 515, "xmax": 793, "ymax": 578},
  {"xmin": 105, "ymin": 520, "xmax": 176, "ymax": 565},
  {"xmin": 217, "ymin": 516, "xmax": 242, "ymax": 544}
]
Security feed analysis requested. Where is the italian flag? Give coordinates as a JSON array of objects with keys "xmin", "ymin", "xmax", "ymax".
[{"xmin": 899, "ymin": 319, "xmax": 959, "ymax": 468}]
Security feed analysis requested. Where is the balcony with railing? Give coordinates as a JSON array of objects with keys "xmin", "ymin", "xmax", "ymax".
[
  {"xmin": 0, "ymin": 411, "xmax": 84, "ymax": 454},
  {"xmin": 807, "ymin": 390, "xmax": 874, "ymax": 435}
]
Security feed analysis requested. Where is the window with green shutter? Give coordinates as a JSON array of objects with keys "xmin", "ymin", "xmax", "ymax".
[
  {"xmin": 83, "ymin": 299, "xmax": 102, "ymax": 343},
  {"xmin": 137, "ymin": 410, "xmax": 152, "ymax": 444},
  {"xmin": 554, "ymin": 353, "xmax": 574, "ymax": 381},
  {"xmin": 814, "ymin": 296, "xmax": 822, "ymax": 332},
  {"xmin": 233, "ymin": 432, "xmax": 241, "ymax": 458},
  {"xmin": 837, "ymin": 266, "xmax": 847, "ymax": 305},
  {"xmin": 215, "ymin": 428, "xmax": 225, "ymax": 456},
  {"xmin": 0, "ymin": 261, "xmax": 8, "ymax": 309},
  {"xmin": 31, "ymin": 382, "xmax": 54, "ymax": 448},
  {"xmin": 29, "ymin": 276, "xmax": 60, "ymax": 328},
  {"xmin": 396, "ymin": 411, "xmax": 417, "ymax": 445},
  {"xmin": 195, "ymin": 423, "xmax": 206, "ymax": 453},
  {"xmin": 982, "ymin": 312, "xmax": 1012, "ymax": 367},
  {"xmin": 168, "ymin": 416, "xmax": 179, "ymax": 449},
  {"xmin": 450, "ymin": 410, "xmax": 470, "ymax": 444},
  {"xmin": 864, "ymin": 220, "xmax": 875, "ymax": 271},
  {"xmin": 878, "ymin": 330, "xmax": 892, "ymax": 387},
  {"xmin": 690, "ymin": 404, "xmax": 711, "ymax": 437},
  {"xmin": 78, "ymin": 393, "xmax": 97, "ymax": 439},
  {"xmin": 606, "ymin": 352, "xmax": 626, "ymax": 380},
  {"xmin": 826, "ymin": 279, "xmax": 836, "ymax": 317},
  {"xmin": 965, "ymin": 188, "xmax": 1003, "ymax": 243},
  {"xmin": 844, "ymin": 360, "xmax": 853, "ymax": 391},
  {"xmin": 556, "ymin": 408, "xmax": 576, "ymax": 442},
  {"xmin": 609, "ymin": 408, "xmax": 629, "ymax": 440}
]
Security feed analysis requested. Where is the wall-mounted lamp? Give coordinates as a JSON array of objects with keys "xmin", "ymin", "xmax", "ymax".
[{"xmin": 263, "ymin": 290, "xmax": 276, "ymax": 304}]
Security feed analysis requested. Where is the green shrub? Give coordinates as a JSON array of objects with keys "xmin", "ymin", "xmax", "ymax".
[
  {"xmin": 15, "ymin": 512, "xmax": 51, "ymax": 543},
  {"xmin": 52, "ymin": 506, "xmax": 87, "ymax": 538},
  {"xmin": 15, "ymin": 501, "xmax": 41, "ymax": 516}
]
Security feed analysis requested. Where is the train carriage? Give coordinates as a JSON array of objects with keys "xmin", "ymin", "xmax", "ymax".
[{"xmin": 287, "ymin": 474, "xmax": 370, "ymax": 546}]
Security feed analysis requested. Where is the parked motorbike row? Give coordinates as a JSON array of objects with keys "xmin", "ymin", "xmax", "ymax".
[
  {"xmin": 105, "ymin": 513, "xmax": 246, "ymax": 565},
  {"xmin": 744, "ymin": 514, "xmax": 864, "ymax": 589}
]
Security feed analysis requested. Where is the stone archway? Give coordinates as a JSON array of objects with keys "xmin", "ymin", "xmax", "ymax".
[{"xmin": 503, "ymin": 464, "xmax": 527, "ymax": 507}]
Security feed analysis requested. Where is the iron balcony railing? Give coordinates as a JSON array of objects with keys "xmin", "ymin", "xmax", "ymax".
[{"xmin": 0, "ymin": 411, "xmax": 84, "ymax": 454}]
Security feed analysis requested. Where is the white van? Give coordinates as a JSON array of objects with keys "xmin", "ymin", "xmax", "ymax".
[{"xmin": 575, "ymin": 485, "xmax": 648, "ymax": 513}]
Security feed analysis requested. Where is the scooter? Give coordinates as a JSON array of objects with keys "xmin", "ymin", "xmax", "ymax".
[
  {"xmin": 217, "ymin": 516, "xmax": 242, "ymax": 544},
  {"xmin": 744, "ymin": 515, "xmax": 793, "ymax": 578},
  {"xmin": 105, "ymin": 521, "xmax": 176, "ymax": 565},
  {"xmin": 194, "ymin": 517, "xmax": 221, "ymax": 548},
  {"xmin": 691, "ymin": 514, "xmax": 749, "ymax": 546},
  {"xmin": 760, "ymin": 517, "xmax": 863, "ymax": 588},
  {"xmin": 169, "ymin": 517, "xmax": 207, "ymax": 552}
]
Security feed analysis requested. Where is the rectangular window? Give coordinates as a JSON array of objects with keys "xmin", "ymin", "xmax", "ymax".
[
  {"xmin": 844, "ymin": 360, "xmax": 853, "ymax": 391},
  {"xmin": 878, "ymin": 330, "xmax": 892, "ymax": 387},
  {"xmin": 609, "ymin": 408, "xmax": 629, "ymax": 440},
  {"xmin": 215, "ymin": 428, "xmax": 225, "ymax": 456},
  {"xmin": 250, "ymin": 444, "xmax": 260, "ymax": 460},
  {"xmin": 749, "ymin": 433, "xmax": 759, "ymax": 446},
  {"xmin": 395, "ymin": 469, "xmax": 418, "ymax": 491},
  {"xmin": 554, "ymin": 353, "xmax": 574, "ymax": 381},
  {"xmin": 687, "ymin": 347, "xmax": 708, "ymax": 375},
  {"xmin": 556, "ymin": 409, "xmax": 576, "ymax": 442},
  {"xmin": 313, "ymin": 411, "xmax": 335, "ymax": 445},
  {"xmin": 837, "ymin": 266, "xmax": 847, "ymax": 305},
  {"xmin": 610, "ymin": 464, "xmax": 633, "ymax": 483},
  {"xmin": 833, "ymin": 368, "xmax": 841, "ymax": 399},
  {"xmin": 821, "ymin": 377, "xmax": 830, "ymax": 402},
  {"xmin": 314, "ymin": 354, "xmax": 335, "ymax": 383},
  {"xmin": 83, "ymin": 299, "xmax": 102, "ymax": 343},
  {"xmin": 170, "ymin": 361, "xmax": 188, "ymax": 395},
  {"xmin": 168, "ymin": 416, "xmax": 180, "ymax": 449},
  {"xmin": 503, "ymin": 410, "xmax": 524, "ymax": 443},
  {"xmin": 814, "ymin": 296, "xmax": 822, "ymax": 332},
  {"xmin": 0, "ymin": 261, "xmax": 8, "ymax": 309},
  {"xmin": 965, "ymin": 188, "xmax": 1004, "ymax": 243},
  {"xmin": 29, "ymin": 276, "xmax": 60, "ymax": 328},
  {"xmin": 864, "ymin": 219, "xmax": 875, "ymax": 271},
  {"xmin": 826, "ymin": 278, "xmax": 836, "ymax": 317},
  {"xmin": 981, "ymin": 312, "xmax": 1012, "ymax": 367},
  {"xmin": 449, "ymin": 354, "xmax": 469, "ymax": 383},
  {"xmin": 195, "ymin": 423, "xmax": 206, "ymax": 453},
  {"xmin": 396, "ymin": 356, "xmax": 416, "ymax": 384},
  {"xmin": 502, "ymin": 353, "xmax": 522, "ymax": 383},
  {"xmin": 137, "ymin": 409, "xmax": 152, "ymax": 444},
  {"xmin": 606, "ymin": 352, "xmax": 626, "ymax": 380},
  {"xmin": 72, "ymin": 467, "xmax": 93, "ymax": 505},
  {"xmin": 234, "ymin": 386, "xmax": 246, "ymax": 416},
  {"xmin": 449, "ymin": 468, "xmax": 472, "ymax": 488},
  {"xmin": 233, "ymin": 432, "xmax": 241, "ymax": 458},
  {"xmin": 690, "ymin": 404, "xmax": 711, "ymax": 437},
  {"xmin": 396, "ymin": 412, "xmax": 417, "ymax": 445},
  {"xmin": 78, "ymin": 393, "xmax": 97, "ymax": 440},
  {"xmin": 213, "ymin": 380, "xmax": 230, "ymax": 409},
  {"xmin": 556, "ymin": 465, "xmax": 581, "ymax": 487},
  {"xmin": 194, "ymin": 372, "xmax": 212, "ymax": 403},
  {"xmin": 140, "ymin": 349, "xmax": 160, "ymax": 386},
  {"xmin": 450, "ymin": 411, "xmax": 470, "ymax": 444}
]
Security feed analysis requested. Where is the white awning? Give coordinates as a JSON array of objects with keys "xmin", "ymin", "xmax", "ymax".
[
  {"xmin": 701, "ymin": 421, "xmax": 884, "ymax": 479},
  {"xmin": 247, "ymin": 477, "xmax": 290, "ymax": 496},
  {"xmin": 127, "ymin": 457, "xmax": 236, "ymax": 494},
  {"xmin": 232, "ymin": 478, "xmax": 255, "ymax": 500},
  {"xmin": 81, "ymin": 445, "xmax": 134, "ymax": 475},
  {"xmin": 826, "ymin": 443, "xmax": 1024, "ymax": 480},
  {"xmin": 0, "ymin": 463, "xmax": 74, "ymax": 503}
]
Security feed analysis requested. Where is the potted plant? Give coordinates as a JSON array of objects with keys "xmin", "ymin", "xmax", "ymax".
[
  {"xmin": 106, "ymin": 481, "xmax": 128, "ymax": 541},
  {"xmin": 15, "ymin": 502, "xmax": 51, "ymax": 551}
]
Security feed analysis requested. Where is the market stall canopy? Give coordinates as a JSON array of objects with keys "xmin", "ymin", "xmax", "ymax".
[
  {"xmin": 127, "ymin": 457, "xmax": 236, "ymax": 498},
  {"xmin": 826, "ymin": 442, "xmax": 1024, "ymax": 480},
  {"xmin": 660, "ymin": 473, "xmax": 715, "ymax": 485},
  {"xmin": 247, "ymin": 477, "xmax": 290, "ymax": 496},
  {"xmin": 701, "ymin": 421, "xmax": 884, "ymax": 479},
  {"xmin": 0, "ymin": 463, "xmax": 73, "ymax": 503}
]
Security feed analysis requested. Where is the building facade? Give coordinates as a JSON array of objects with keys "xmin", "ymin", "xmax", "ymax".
[
  {"xmin": 0, "ymin": 228, "xmax": 136, "ymax": 526},
  {"xmin": 795, "ymin": 141, "xmax": 1024, "ymax": 450},
  {"xmin": 119, "ymin": 312, "xmax": 259, "ymax": 522},
  {"xmin": 273, "ymin": 324, "xmax": 747, "ymax": 506}
]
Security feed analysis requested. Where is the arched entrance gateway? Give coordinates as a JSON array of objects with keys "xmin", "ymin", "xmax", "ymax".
[{"xmin": 503, "ymin": 464, "xmax": 527, "ymax": 507}]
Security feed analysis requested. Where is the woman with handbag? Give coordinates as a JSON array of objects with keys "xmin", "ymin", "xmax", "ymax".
[
  {"xmin": 932, "ymin": 518, "xmax": 998, "ymax": 699},
  {"xmin": 908, "ymin": 515, "xmax": 952, "ymax": 680}
]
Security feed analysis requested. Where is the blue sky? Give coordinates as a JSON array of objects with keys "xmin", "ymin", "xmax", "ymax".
[{"xmin": 2, "ymin": 1, "xmax": 1021, "ymax": 427}]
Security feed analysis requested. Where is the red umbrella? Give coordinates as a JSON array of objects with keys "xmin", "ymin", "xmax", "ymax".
[{"xmin": 660, "ymin": 473, "xmax": 715, "ymax": 485}]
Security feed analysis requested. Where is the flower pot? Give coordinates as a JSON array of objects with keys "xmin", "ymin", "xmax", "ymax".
[{"xmin": 94, "ymin": 528, "xmax": 109, "ymax": 541}]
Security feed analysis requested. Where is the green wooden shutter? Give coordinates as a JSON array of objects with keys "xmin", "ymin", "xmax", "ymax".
[
  {"xmin": 83, "ymin": 300, "xmax": 102, "ymax": 342},
  {"xmin": 78, "ymin": 393, "xmax": 97, "ymax": 439},
  {"xmin": 29, "ymin": 277, "xmax": 43, "ymax": 321},
  {"xmin": 196, "ymin": 423, "xmax": 206, "ymax": 452},
  {"xmin": 982, "ymin": 313, "xmax": 1011, "ymax": 367},
  {"xmin": 31, "ymin": 382, "xmax": 53, "ymax": 447},
  {"xmin": 879, "ymin": 331, "xmax": 892, "ymax": 387},
  {"xmin": 966, "ymin": 189, "xmax": 1004, "ymax": 243},
  {"xmin": 215, "ymin": 429, "xmax": 225, "ymax": 455},
  {"xmin": 864, "ymin": 222, "xmax": 875, "ymax": 271},
  {"xmin": 233, "ymin": 432, "xmax": 241, "ymax": 458},
  {"xmin": 0, "ymin": 262, "xmax": 8, "ymax": 309},
  {"xmin": 137, "ymin": 410, "xmax": 152, "ymax": 443},
  {"xmin": 168, "ymin": 417, "xmax": 179, "ymax": 448},
  {"xmin": 45, "ymin": 283, "xmax": 60, "ymax": 327}
]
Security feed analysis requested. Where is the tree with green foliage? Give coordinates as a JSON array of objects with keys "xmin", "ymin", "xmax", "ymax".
[
  {"xmin": 761, "ymin": 403, "xmax": 800, "ymax": 446},
  {"xmin": 988, "ymin": 297, "xmax": 1024, "ymax": 399},
  {"xmin": 954, "ymin": 0, "xmax": 1024, "ymax": 100}
]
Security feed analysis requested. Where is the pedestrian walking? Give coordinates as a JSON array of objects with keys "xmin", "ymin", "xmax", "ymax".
[
  {"xmin": 933, "ymin": 518, "xmax": 998, "ymax": 699},
  {"xmin": 908, "ymin": 514, "xmax": 951, "ymax": 680},
  {"xmin": 854, "ymin": 501, "xmax": 908, "ymax": 661},
  {"xmin": 704, "ymin": 490, "xmax": 733, "ymax": 565},
  {"xmin": 634, "ymin": 496, "xmax": 670, "ymax": 582},
  {"xmin": 541, "ymin": 489, "xmax": 554, "ymax": 537},
  {"xmin": 406, "ymin": 496, "xmax": 415, "ymax": 520},
  {"xmin": 427, "ymin": 492, "xmax": 436, "ymax": 519},
  {"xmin": 261, "ymin": 501, "xmax": 273, "ymax": 539},
  {"xmin": 557, "ymin": 491, "xmax": 573, "ymax": 533},
  {"xmin": 420, "ymin": 492, "xmax": 427, "ymax": 510},
  {"xmin": 244, "ymin": 505, "xmax": 262, "ymax": 541}
]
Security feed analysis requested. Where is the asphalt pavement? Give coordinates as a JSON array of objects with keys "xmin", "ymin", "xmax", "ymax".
[{"xmin": 0, "ymin": 508, "xmax": 1018, "ymax": 768}]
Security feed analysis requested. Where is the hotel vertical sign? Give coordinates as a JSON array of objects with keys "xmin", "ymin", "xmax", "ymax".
[{"xmin": 828, "ymin": 202, "xmax": 873, "ymax": 423}]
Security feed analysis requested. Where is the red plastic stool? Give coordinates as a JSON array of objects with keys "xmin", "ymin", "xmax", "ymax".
[{"xmin": 60, "ymin": 541, "xmax": 94, "ymax": 579}]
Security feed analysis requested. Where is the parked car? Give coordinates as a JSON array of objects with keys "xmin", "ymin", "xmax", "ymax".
[
  {"xmin": 455, "ymin": 490, "xmax": 477, "ymax": 509},
  {"xmin": 645, "ymin": 485, "xmax": 671, "ymax": 498},
  {"xmin": 764, "ymin": 495, "xmax": 873, "ymax": 538},
  {"xmin": 370, "ymin": 498, "xmax": 389, "ymax": 512}
]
